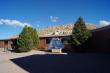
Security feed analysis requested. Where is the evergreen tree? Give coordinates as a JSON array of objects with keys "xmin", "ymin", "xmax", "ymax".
[
  {"xmin": 72, "ymin": 17, "xmax": 92, "ymax": 46},
  {"xmin": 16, "ymin": 26, "xmax": 39, "ymax": 52},
  {"xmin": 32, "ymin": 29, "xmax": 39, "ymax": 49}
]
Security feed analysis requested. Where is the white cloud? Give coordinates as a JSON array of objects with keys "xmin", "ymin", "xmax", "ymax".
[
  {"xmin": 0, "ymin": 19, "xmax": 32, "ymax": 27},
  {"xmin": 99, "ymin": 20, "xmax": 110, "ymax": 27},
  {"xmin": 50, "ymin": 16, "xmax": 59, "ymax": 22}
]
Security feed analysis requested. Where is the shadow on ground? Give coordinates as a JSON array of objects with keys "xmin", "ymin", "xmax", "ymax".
[{"xmin": 10, "ymin": 53, "xmax": 110, "ymax": 73}]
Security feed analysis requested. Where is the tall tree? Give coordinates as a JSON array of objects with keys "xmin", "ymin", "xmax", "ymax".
[
  {"xmin": 16, "ymin": 26, "xmax": 39, "ymax": 52},
  {"xmin": 32, "ymin": 29, "xmax": 39, "ymax": 49},
  {"xmin": 72, "ymin": 17, "xmax": 92, "ymax": 46}
]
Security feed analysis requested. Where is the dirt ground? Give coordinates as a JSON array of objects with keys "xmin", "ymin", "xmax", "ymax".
[
  {"xmin": 0, "ymin": 48, "xmax": 47, "ymax": 73},
  {"xmin": 0, "ymin": 48, "xmax": 110, "ymax": 73}
]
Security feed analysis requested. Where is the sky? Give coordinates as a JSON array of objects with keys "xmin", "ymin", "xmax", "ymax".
[{"xmin": 0, "ymin": 0, "xmax": 110, "ymax": 39}]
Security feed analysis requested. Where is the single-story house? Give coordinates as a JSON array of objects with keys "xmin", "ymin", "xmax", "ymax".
[
  {"xmin": 0, "ymin": 25, "xmax": 110, "ymax": 52},
  {"xmin": 0, "ymin": 34, "xmax": 72, "ymax": 51}
]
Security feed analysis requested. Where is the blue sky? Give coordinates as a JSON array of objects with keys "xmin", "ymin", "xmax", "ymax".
[{"xmin": 0, "ymin": 0, "xmax": 110, "ymax": 39}]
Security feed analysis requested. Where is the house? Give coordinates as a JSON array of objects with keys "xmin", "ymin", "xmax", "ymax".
[
  {"xmin": 0, "ymin": 25, "xmax": 110, "ymax": 52},
  {"xmin": 0, "ymin": 30, "xmax": 72, "ymax": 51}
]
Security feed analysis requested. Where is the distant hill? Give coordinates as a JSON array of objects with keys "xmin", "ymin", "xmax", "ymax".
[{"xmin": 38, "ymin": 24, "xmax": 96, "ymax": 36}]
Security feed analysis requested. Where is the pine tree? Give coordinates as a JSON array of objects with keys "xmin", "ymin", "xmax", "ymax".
[
  {"xmin": 16, "ymin": 26, "xmax": 39, "ymax": 52},
  {"xmin": 32, "ymin": 29, "xmax": 39, "ymax": 49},
  {"xmin": 72, "ymin": 17, "xmax": 92, "ymax": 46}
]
